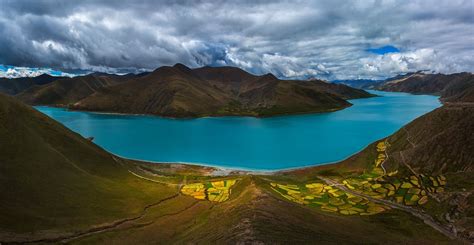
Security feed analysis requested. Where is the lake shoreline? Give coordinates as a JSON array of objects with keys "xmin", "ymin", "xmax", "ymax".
[
  {"xmin": 35, "ymin": 90, "xmax": 441, "ymax": 171},
  {"xmin": 34, "ymin": 92, "xmax": 379, "ymax": 119}
]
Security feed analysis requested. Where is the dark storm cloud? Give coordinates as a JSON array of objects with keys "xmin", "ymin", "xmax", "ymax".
[{"xmin": 0, "ymin": 0, "xmax": 473, "ymax": 79}]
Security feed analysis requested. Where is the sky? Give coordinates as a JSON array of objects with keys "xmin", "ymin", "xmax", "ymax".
[{"xmin": 0, "ymin": 0, "xmax": 473, "ymax": 80}]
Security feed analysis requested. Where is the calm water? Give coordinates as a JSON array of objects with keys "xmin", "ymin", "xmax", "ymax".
[{"xmin": 35, "ymin": 91, "xmax": 440, "ymax": 171}]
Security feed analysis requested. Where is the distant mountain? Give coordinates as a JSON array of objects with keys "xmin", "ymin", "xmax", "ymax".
[
  {"xmin": 0, "ymin": 74, "xmax": 65, "ymax": 95},
  {"xmin": 369, "ymin": 72, "xmax": 474, "ymax": 101},
  {"xmin": 68, "ymin": 64, "xmax": 373, "ymax": 117},
  {"xmin": 16, "ymin": 73, "xmax": 137, "ymax": 106},
  {"xmin": 14, "ymin": 64, "xmax": 373, "ymax": 117},
  {"xmin": 332, "ymin": 79, "xmax": 381, "ymax": 89}
]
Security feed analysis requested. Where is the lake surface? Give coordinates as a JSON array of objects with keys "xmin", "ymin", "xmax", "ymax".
[{"xmin": 35, "ymin": 91, "xmax": 440, "ymax": 171}]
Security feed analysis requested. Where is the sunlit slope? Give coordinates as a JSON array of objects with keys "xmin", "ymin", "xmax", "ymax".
[
  {"xmin": 0, "ymin": 93, "xmax": 175, "ymax": 236},
  {"xmin": 71, "ymin": 176, "xmax": 449, "ymax": 244},
  {"xmin": 16, "ymin": 73, "xmax": 134, "ymax": 106}
]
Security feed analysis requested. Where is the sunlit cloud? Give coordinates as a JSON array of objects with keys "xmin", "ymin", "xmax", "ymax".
[{"xmin": 0, "ymin": 65, "xmax": 77, "ymax": 78}]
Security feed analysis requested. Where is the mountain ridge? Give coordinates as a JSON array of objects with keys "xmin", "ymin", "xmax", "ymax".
[
  {"xmin": 0, "ymin": 74, "xmax": 65, "ymax": 95},
  {"xmin": 14, "ymin": 64, "xmax": 373, "ymax": 118}
]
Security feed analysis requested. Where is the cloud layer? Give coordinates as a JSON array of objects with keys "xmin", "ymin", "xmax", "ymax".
[{"xmin": 0, "ymin": 0, "xmax": 473, "ymax": 79}]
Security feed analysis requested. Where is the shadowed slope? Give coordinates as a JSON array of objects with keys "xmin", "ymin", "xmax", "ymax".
[
  {"xmin": 0, "ymin": 93, "xmax": 175, "ymax": 240},
  {"xmin": 0, "ymin": 74, "xmax": 64, "ymax": 95}
]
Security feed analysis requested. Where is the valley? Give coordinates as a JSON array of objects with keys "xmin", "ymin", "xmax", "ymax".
[{"xmin": 0, "ymin": 70, "xmax": 472, "ymax": 243}]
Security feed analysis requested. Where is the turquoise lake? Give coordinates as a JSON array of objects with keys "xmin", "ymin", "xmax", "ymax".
[{"xmin": 35, "ymin": 91, "xmax": 441, "ymax": 171}]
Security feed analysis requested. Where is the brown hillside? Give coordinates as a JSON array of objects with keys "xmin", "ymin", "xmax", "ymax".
[
  {"xmin": 70, "ymin": 64, "xmax": 373, "ymax": 117},
  {"xmin": 16, "ymin": 73, "xmax": 135, "ymax": 106}
]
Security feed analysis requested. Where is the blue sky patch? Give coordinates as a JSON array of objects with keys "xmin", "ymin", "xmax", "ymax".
[
  {"xmin": 367, "ymin": 45, "xmax": 400, "ymax": 55},
  {"xmin": 0, "ymin": 64, "xmax": 78, "ymax": 78}
]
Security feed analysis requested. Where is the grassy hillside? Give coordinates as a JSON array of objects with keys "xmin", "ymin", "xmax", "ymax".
[
  {"xmin": 73, "ymin": 176, "xmax": 450, "ymax": 244},
  {"xmin": 0, "ymin": 93, "xmax": 177, "ymax": 242},
  {"xmin": 281, "ymin": 101, "xmax": 474, "ymax": 242},
  {"xmin": 386, "ymin": 105, "xmax": 474, "ymax": 173}
]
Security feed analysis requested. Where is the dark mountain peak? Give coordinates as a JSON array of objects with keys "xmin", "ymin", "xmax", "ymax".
[
  {"xmin": 173, "ymin": 63, "xmax": 191, "ymax": 70},
  {"xmin": 35, "ymin": 73, "xmax": 54, "ymax": 79},
  {"xmin": 147, "ymin": 64, "xmax": 198, "ymax": 81},
  {"xmin": 193, "ymin": 65, "xmax": 258, "ymax": 84},
  {"xmin": 89, "ymin": 72, "xmax": 113, "ymax": 77},
  {"xmin": 195, "ymin": 65, "xmax": 252, "ymax": 75},
  {"xmin": 172, "ymin": 63, "xmax": 195, "ymax": 76},
  {"xmin": 151, "ymin": 65, "xmax": 178, "ymax": 75},
  {"xmin": 261, "ymin": 73, "xmax": 278, "ymax": 80}
]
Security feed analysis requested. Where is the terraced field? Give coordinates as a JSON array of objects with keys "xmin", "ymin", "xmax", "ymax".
[
  {"xmin": 270, "ymin": 141, "xmax": 447, "ymax": 215},
  {"xmin": 270, "ymin": 182, "xmax": 389, "ymax": 215},
  {"xmin": 181, "ymin": 179, "xmax": 237, "ymax": 202}
]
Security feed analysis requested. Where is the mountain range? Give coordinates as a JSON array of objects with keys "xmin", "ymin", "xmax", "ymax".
[
  {"xmin": 9, "ymin": 64, "xmax": 373, "ymax": 117},
  {"xmin": 332, "ymin": 72, "xmax": 474, "ymax": 103},
  {"xmin": 0, "ymin": 74, "xmax": 65, "ymax": 95}
]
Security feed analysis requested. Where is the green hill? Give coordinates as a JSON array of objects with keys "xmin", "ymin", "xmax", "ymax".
[{"xmin": 0, "ymin": 93, "xmax": 176, "ymax": 242}]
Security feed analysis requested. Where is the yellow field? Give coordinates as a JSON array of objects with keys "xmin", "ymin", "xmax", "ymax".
[
  {"xmin": 181, "ymin": 179, "xmax": 237, "ymax": 202},
  {"xmin": 269, "ymin": 140, "xmax": 448, "ymax": 215},
  {"xmin": 270, "ymin": 182, "xmax": 389, "ymax": 216},
  {"xmin": 340, "ymin": 141, "xmax": 447, "ymax": 207}
]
